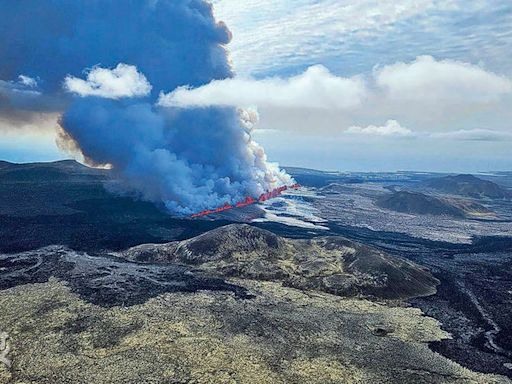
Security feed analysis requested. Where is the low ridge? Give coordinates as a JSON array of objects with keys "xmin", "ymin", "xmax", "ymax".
[
  {"xmin": 421, "ymin": 174, "xmax": 511, "ymax": 199},
  {"xmin": 120, "ymin": 224, "xmax": 439, "ymax": 300}
]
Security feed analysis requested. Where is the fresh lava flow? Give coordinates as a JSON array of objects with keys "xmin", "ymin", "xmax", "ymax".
[{"xmin": 191, "ymin": 184, "xmax": 301, "ymax": 218}]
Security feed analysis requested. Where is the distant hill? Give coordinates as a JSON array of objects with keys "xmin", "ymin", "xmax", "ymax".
[
  {"xmin": 120, "ymin": 224, "xmax": 439, "ymax": 300},
  {"xmin": 376, "ymin": 191, "xmax": 465, "ymax": 217},
  {"xmin": 0, "ymin": 159, "xmax": 107, "ymax": 182},
  {"xmin": 420, "ymin": 174, "xmax": 511, "ymax": 199},
  {"xmin": 0, "ymin": 160, "xmax": 230, "ymax": 252},
  {"xmin": 376, "ymin": 191, "xmax": 493, "ymax": 218},
  {"xmin": 0, "ymin": 160, "xmax": 112, "ymax": 217}
]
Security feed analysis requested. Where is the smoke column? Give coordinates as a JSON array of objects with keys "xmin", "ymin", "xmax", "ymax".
[{"xmin": 0, "ymin": 0, "xmax": 291, "ymax": 215}]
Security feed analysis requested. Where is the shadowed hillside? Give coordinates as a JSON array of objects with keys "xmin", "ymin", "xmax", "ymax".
[
  {"xmin": 0, "ymin": 160, "xmax": 230, "ymax": 252},
  {"xmin": 421, "ymin": 174, "xmax": 511, "ymax": 199},
  {"xmin": 376, "ymin": 190, "xmax": 493, "ymax": 218}
]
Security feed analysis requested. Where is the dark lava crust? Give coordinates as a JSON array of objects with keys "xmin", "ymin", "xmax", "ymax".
[{"xmin": 0, "ymin": 246, "xmax": 250, "ymax": 307}]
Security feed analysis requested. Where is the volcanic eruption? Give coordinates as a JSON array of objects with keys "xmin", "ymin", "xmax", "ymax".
[{"xmin": 0, "ymin": 0, "xmax": 292, "ymax": 215}]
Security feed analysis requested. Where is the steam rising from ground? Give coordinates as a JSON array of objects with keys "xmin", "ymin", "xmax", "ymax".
[{"xmin": 0, "ymin": 0, "xmax": 291, "ymax": 215}]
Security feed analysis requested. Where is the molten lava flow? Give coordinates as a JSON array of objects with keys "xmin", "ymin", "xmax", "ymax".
[{"xmin": 191, "ymin": 184, "xmax": 301, "ymax": 218}]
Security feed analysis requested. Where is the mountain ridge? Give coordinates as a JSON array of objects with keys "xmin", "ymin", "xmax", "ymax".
[{"xmin": 421, "ymin": 174, "xmax": 511, "ymax": 199}]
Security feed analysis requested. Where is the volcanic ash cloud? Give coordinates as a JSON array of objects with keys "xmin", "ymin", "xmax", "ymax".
[{"xmin": 0, "ymin": 0, "xmax": 291, "ymax": 215}]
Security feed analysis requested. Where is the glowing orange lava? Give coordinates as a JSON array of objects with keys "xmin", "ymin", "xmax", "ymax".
[{"xmin": 191, "ymin": 184, "xmax": 301, "ymax": 218}]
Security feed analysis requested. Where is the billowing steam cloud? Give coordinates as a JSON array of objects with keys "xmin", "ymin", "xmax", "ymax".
[{"xmin": 0, "ymin": 0, "xmax": 291, "ymax": 215}]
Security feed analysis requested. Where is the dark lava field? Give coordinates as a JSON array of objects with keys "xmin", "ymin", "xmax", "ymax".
[{"xmin": 1, "ymin": 160, "xmax": 511, "ymax": 383}]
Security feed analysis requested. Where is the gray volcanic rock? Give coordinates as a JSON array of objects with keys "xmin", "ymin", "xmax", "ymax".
[
  {"xmin": 421, "ymin": 174, "xmax": 511, "ymax": 199},
  {"xmin": 1, "ymin": 279, "xmax": 507, "ymax": 384},
  {"xmin": 120, "ymin": 224, "xmax": 439, "ymax": 300},
  {"xmin": 0, "ymin": 246, "xmax": 249, "ymax": 307}
]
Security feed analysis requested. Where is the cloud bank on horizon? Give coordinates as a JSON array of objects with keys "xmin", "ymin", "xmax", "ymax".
[
  {"xmin": 0, "ymin": 0, "xmax": 291, "ymax": 215},
  {"xmin": 162, "ymin": 55, "xmax": 512, "ymax": 142},
  {"xmin": 162, "ymin": 55, "xmax": 512, "ymax": 109}
]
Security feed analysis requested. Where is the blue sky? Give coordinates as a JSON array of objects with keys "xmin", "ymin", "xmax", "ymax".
[{"xmin": 1, "ymin": 0, "xmax": 511, "ymax": 172}]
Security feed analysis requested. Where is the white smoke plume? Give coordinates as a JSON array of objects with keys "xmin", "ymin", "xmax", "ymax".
[{"xmin": 0, "ymin": 0, "xmax": 292, "ymax": 215}]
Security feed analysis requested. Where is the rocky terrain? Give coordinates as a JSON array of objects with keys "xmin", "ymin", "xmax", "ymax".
[
  {"xmin": 283, "ymin": 167, "xmax": 512, "ymax": 378},
  {"xmin": 120, "ymin": 224, "xmax": 439, "ymax": 300},
  {"xmin": 0, "ymin": 278, "xmax": 508, "ymax": 384},
  {"xmin": 0, "ymin": 246, "xmax": 249, "ymax": 307},
  {"xmin": 310, "ymin": 182, "xmax": 511, "ymax": 243},
  {"xmin": 0, "ymin": 161, "xmax": 511, "ymax": 383},
  {"xmin": 2, "ymin": 225, "xmax": 506, "ymax": 383}
]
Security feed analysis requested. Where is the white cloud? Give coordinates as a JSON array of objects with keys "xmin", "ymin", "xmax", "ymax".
[
  {"xmin": 159, "ymin": 56, "xmax": 512, "ymax": 124},
  {"xmin": 212, "ymin": 0, "xmax": 442, "ymax": 75},
  {"xmin": 346, "ymin": 120, "xmax": 413, "ymax": 137},
  {"xmin": 375, "ymin": 55, "xmax": 512, "ymax": 103},
  {"xmin": 429, "ymin": 129, "xmax": 512, "ymax": 141},
  {"xmin": 344, "ymin": 122, "xmax": 512, "ymax": 142},
  {"xmin": 159, "ymin": 65, "xmax": 366, "ymax": 109},
  {"xmin": 0, "ymin": 77, "xmax": 40, "ymax": 96},
  {"xmin": 212, "ymin": 1, "xmax": 512, "ymax": 79},
  {"xmin": 64, "ymin": 63, "xmax": 152, "ymax": 99},
  {"xmin": 18, "ymin": 75, "xmax": 37, "ymax": 88}
]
